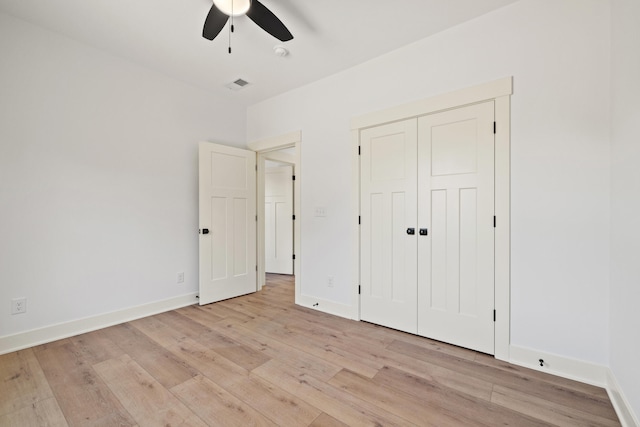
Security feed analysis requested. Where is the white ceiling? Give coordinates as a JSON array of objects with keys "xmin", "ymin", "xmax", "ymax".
[{"xmin": 0, "ymin": 0, "xmax": 518, "ymax": 107}]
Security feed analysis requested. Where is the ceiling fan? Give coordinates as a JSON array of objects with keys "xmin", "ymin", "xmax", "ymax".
[{"xmin": 203, "ymin": 0, "xmax": 294, "ymax": 44}]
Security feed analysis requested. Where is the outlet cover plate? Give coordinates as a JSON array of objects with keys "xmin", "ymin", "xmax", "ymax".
[{"xmin": 11, "ymin": 298, "xmax": 27, "ymax": 315}]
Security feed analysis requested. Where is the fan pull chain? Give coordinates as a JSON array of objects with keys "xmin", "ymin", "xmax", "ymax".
[{"xmin": 228, "ymin": 1, "xmax": 234, "ymax": 53}]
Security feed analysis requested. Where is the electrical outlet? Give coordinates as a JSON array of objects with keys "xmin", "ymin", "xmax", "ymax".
[
  {"xmin": 327, "ymin": 275, "xmax": 334, "ymax": 287},
  {"xmin": 11, "ymin": 298, "xmax": 26, "ymax": 315},
  {"xmin": 177, "ymin": 272, "xmax": 185, "ymax": 284}
]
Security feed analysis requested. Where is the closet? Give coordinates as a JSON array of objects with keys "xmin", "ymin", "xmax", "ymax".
[{"xmin": 360, "ymin": 100, "xmax": 496, "ymax": 354}]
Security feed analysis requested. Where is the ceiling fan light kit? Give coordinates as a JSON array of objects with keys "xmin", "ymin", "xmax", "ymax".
[
  {"xmin": 212, "ymin": 0, "xmax": 250, "ymax": 16},
  {"xmin": 203, "ymin": 0, "xmax": 294, "ymax": 49}
]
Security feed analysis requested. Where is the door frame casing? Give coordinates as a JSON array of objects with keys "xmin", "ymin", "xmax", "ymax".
[
  {"xmin": 351, "ymin": 77, "xmax": 512, "ymax": 360},
  {"xmin": 249, "ymin": 131, "xmax": 301, "ymax": 298}
]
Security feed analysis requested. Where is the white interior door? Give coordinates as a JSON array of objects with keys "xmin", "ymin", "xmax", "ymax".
[
  {"xmin": 360, "ymin": 119, "xmax": 418, "ymax": 333},
  {"xmin": 417, "ymin": 101, "xmax": 495, "ymax": 354},
  {"xmin": 265, "ymin": 165, "xmax": 293, "ymax": 274},
  {"xmin": 199, "ymin": 142, "xmax": 257, "ymax": 305}
]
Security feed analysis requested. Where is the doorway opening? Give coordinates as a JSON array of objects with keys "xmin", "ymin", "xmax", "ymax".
[
  {"xmin": 249, "ymin": 131, "xmax": 302, "ymax": 303},
  {"xmin": 264, "ymin": 155, "xmax": 294, "ymax": 275}
]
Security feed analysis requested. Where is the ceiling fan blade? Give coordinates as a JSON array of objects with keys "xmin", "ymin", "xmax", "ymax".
[
  {"xmin": 246, "ymin": 0, "xmax": 293, "ymax": 42},
  {"xmin": 203, "ymin": 4, "xmax": 229, "ymax": 40}
]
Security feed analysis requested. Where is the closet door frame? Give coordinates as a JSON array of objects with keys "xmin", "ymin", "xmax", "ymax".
[{"xmin": 351, "ymin": 77, "xmax": 512, "ymax": 361}]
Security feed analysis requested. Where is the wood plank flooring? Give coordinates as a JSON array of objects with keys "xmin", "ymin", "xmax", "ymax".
[{"xmin": 0, "ymin": 274, "xmax": 620, "ymax": 426}]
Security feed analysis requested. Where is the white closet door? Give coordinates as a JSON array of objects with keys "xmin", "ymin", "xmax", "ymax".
[
  {"xmin": 417, "ymin": 101, "xmax": 495, "ymax": 354},
  {"xmin": 360, "ymin": 119, "xmax": 418, "ymax": 333},
  {"xmin": 265, "ymin": 165, "xmax": 293, "ymax": 274},
  {"xmin": 199, "ymin": 142, "xmax": 257, "ymax": 305}
]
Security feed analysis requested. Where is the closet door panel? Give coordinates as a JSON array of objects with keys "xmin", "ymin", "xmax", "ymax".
[
  {"xmin": 417, "ymin": 101, "xmax": 495, "ymax": 354},
  {"xmin": 360, "ymin": 119, "xmax": 418, "ymax": 334}
]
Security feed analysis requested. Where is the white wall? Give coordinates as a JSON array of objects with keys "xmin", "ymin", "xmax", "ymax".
[
  {"xmin": 610, "ymin": 0, "xmax": 640, "ymax": 419},
  {"xmin": 247, "ymin": 0, "xmax": 611, "ymax": 365},
  {"xmin": 0, "ymin": 13, "xmax": 246, "ymax": 339}
]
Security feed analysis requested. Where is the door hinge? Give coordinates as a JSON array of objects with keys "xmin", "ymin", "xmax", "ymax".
[
  {"xmin": 292, "ymin": 214, "xmax": 296, "ymax": 220},
  {"xmin": 493, "ymin": 309, "xmax": 496, "ymax": 322},
  {"xmin": 292, "ymin": 175, "xmax": 296, "ymax": 181},
  {"xmin": 493, "ymin": 122, "xmax": 496, "ymax": 134},
  {"xmin": 493, "ymin": 216, "xmax": 496, "ymax": 228},
  {"xmin": 292, "ymin": 254, "xmax": 296, "ymax": 260},
  {"xmin": 358, "ymin": 216, "xmax": 361, "ymax": 225},
  {"xmin": 358, "ymin": 146, "xmax": 361, "ymax": 155},
  {"xmin": 256, "ymin": 215, "xmax": 258, "ymax": 221},
  {"xmin": 255, "ymin": 164, "xmax": 258, "ymax": 171},
  {"xmin": 358, "ymin": 285, "xmax": 361, "ymax": 295},
  {"xmin": 256, "ymin": 265, "xmax": 258, "ymax": 271}
]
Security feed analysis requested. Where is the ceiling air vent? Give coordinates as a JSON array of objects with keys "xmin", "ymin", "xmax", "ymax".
[{"xmin": 225, "ymin": 78, "xmax": 250, "ymax": 91}]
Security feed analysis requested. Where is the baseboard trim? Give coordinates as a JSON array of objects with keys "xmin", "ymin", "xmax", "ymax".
[
  {"xmin": 509, "ymin": 345, "xmax": 608, "ymax": 387},
  {"xmin": 295, "ymin": 294, "xmax": 353, "ymax": 320},
  {"xmin": 606, "ymin": 369, "xmax": 640, "ymax": 427},
  {"xmin": 509, "ymin": 345, "xmax": 640, "ymax": 425},
  {"xmin": 0, "ymin": 293, "xmax": 198, "ymax": 355}
]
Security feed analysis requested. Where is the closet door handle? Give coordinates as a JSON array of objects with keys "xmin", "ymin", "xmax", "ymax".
[
  {"xmin": 406, "ymin": 228, "xmax": 415, "ymax": 235},
  {"xmin": 201, "ymin": 228, "xmax": 210, "ymax": 235},
  {"xmin": 419, "ymin": 228, "xmax": 428, "ymax": 236}
]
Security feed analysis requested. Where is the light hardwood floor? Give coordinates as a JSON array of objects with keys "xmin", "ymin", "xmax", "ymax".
[{"xmin": 1, "ymin": 274, "xmax": 620, "ymax": 426}]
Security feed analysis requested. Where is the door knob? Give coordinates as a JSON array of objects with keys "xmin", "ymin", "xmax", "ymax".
[
  {"xmin": 406, "ymin": 228, "xmax": 415, "ymax": 235},
  {"xmin": 419, "ymin": 228, "xmax": 428, "ymax": 236}
]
